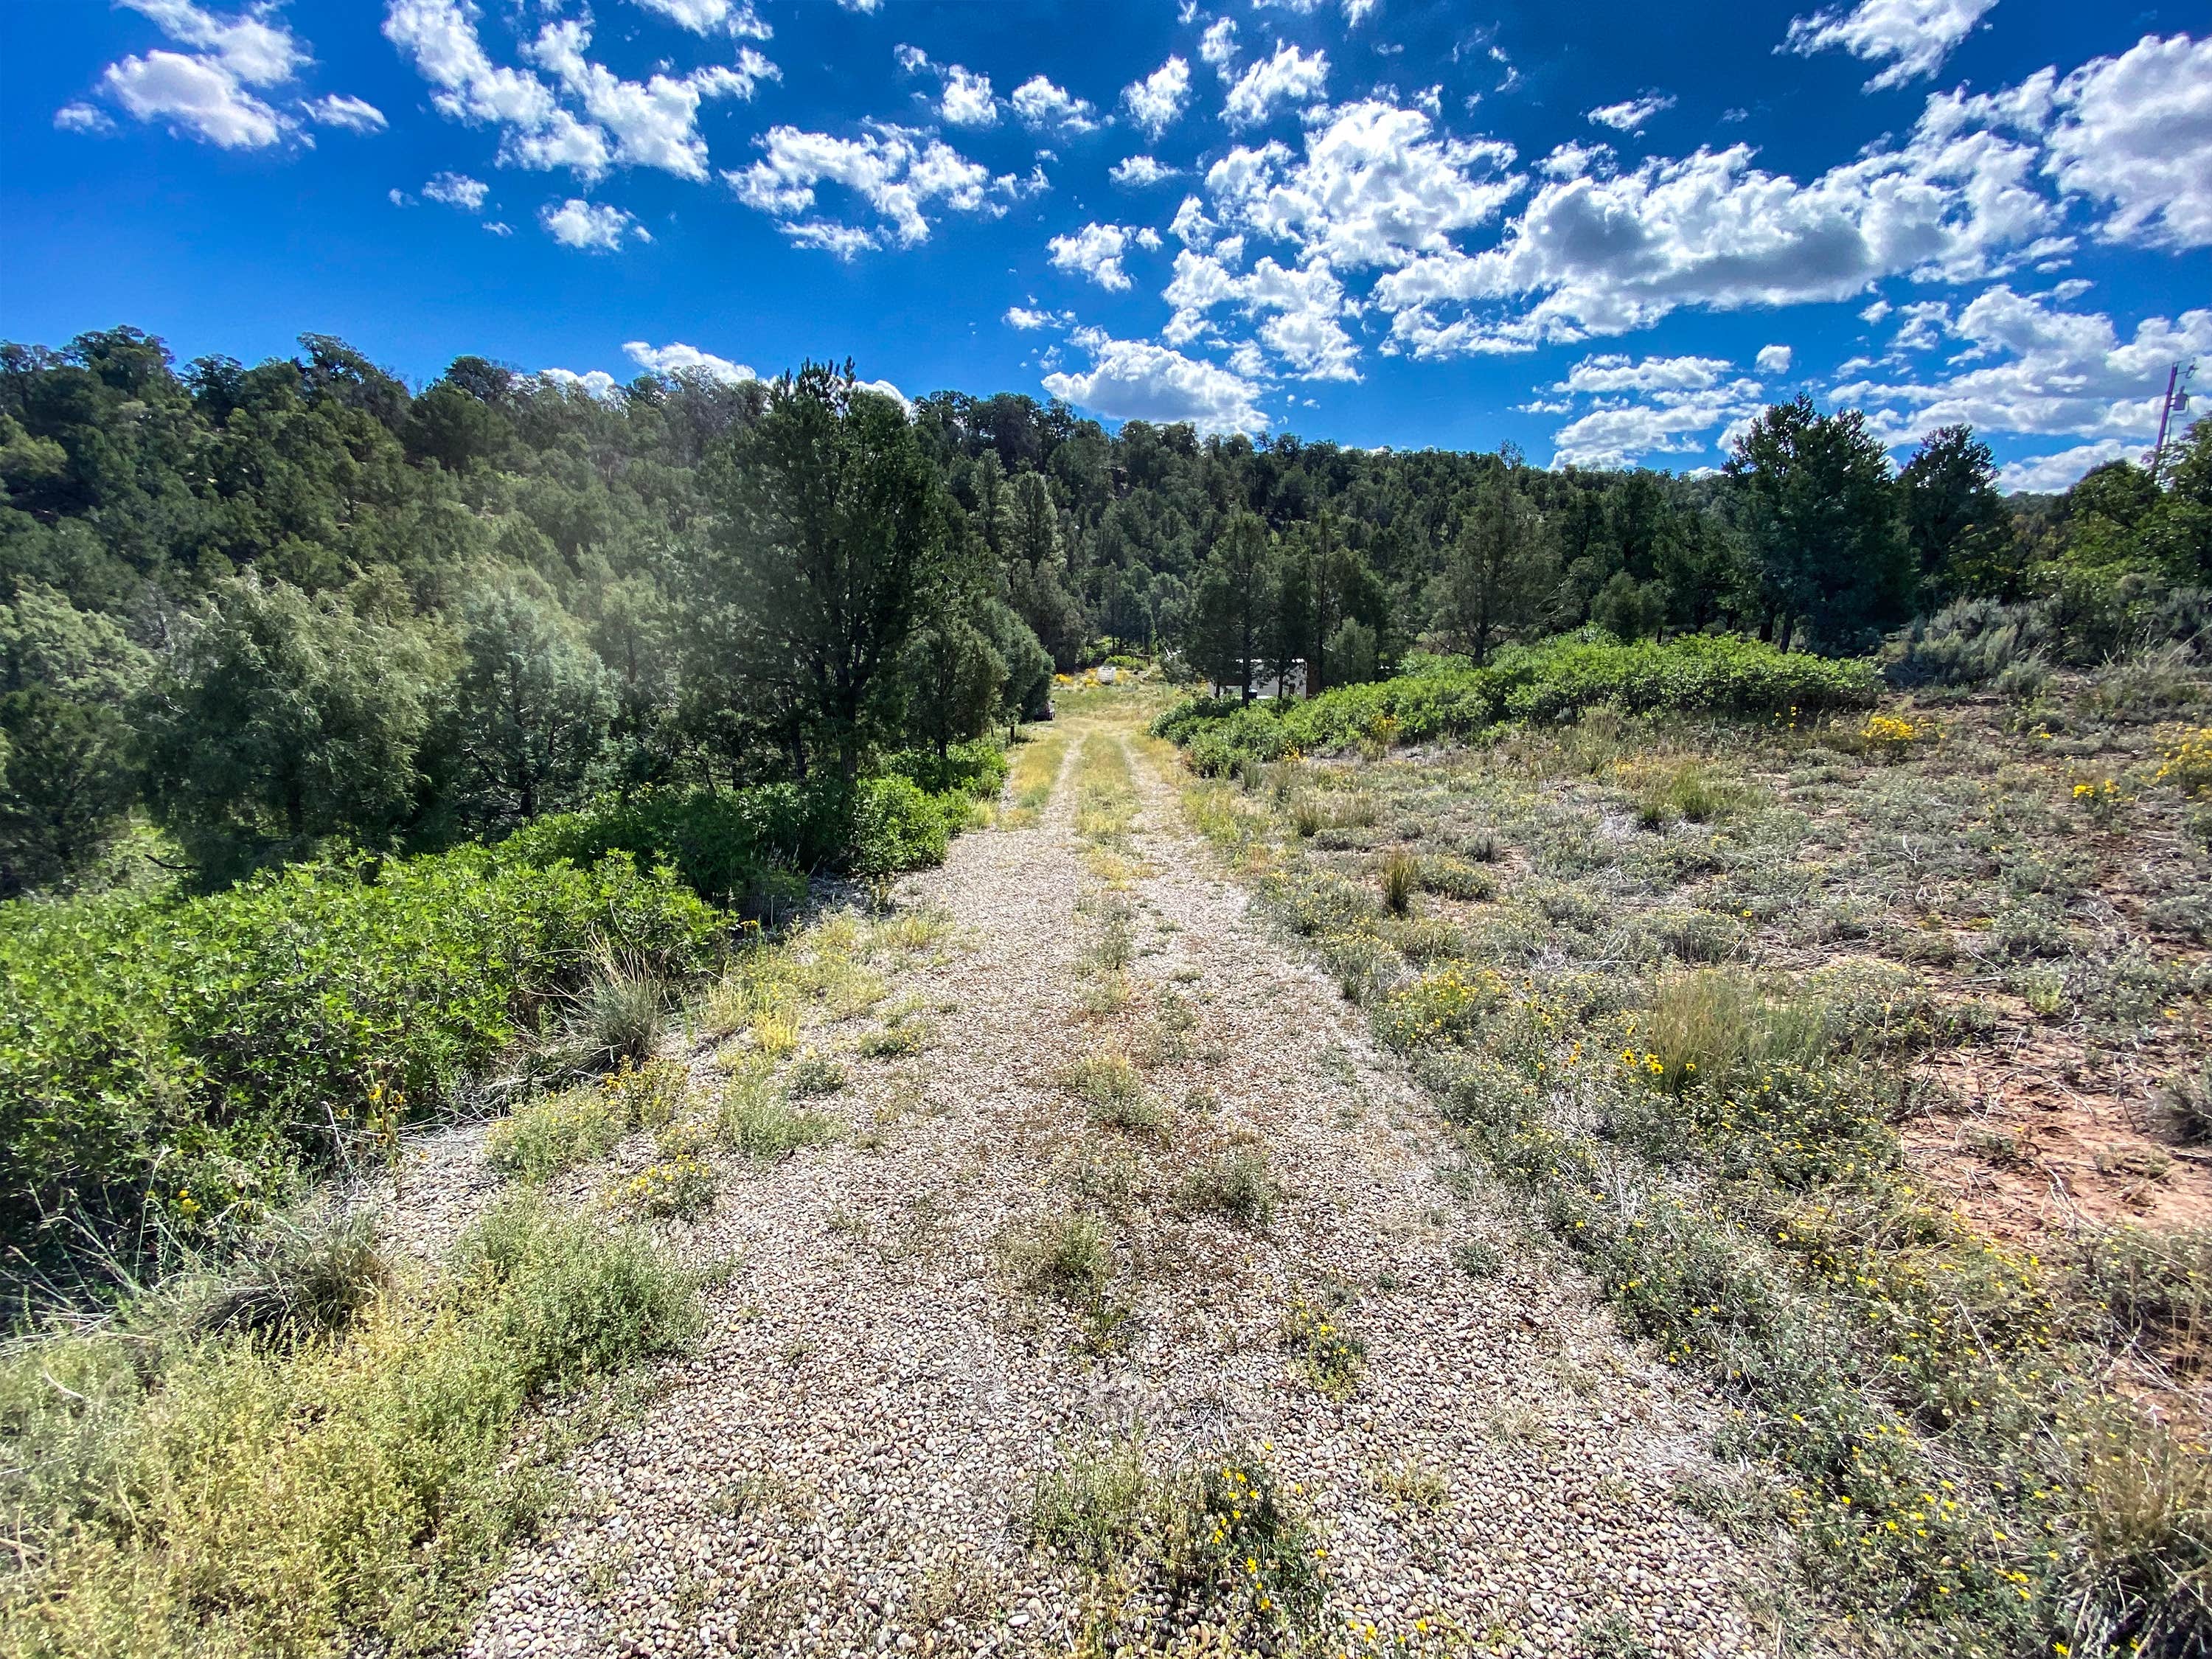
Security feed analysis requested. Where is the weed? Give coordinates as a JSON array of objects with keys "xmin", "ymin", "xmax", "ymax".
[
  {"xmin": 1179, "ymin": 1147, "xmax": 1276, "ymax": 1228},
  {"xmin": 2162, "ymin": 1066, "xmax": 2212, "ymax": 1144},
  {"xmin": 0, "ymin": 1197, "xmax": 698, "ymax": 1657},
  {"xmin": 568, "ymin": 950, "xmax": 667, "ymax": 1068},
  {"xmin": 858, "ymin": 1017, "xmax": 928, "ymax": 1057},
  {"xmin": 1027, "ymin": 1439, "xmax": 1326, "ymax": 1643},
  {"xmin": 1415, "ymin": 854, "xmax": 1495, "ymax": 902},
  {"xmin": 1372, "ymin": 1458, "xmax": 1450, "ymax": 1514},
  {"xmin": 487, "ymin": 1086, "xmax": 621, "ymax": 1181},
  {"xmin": 1065, "ymin": 1051, "xmax": 1161, "ymax": 1130},
  {"xmin": 1011, "ymin": 1212, "xmax": 1112, "ymax": 1303},
  {"xmin": 1379, "ymin": 848, "xmax": 1419, "ymax": 916},
  {"xmin": 188, "ymin": 1205, "xmax": 390, "ymax": 1346},
  {"xmin": 785, "ymin": 1051, "xmax": 847, "ymax": 1097},
  {"xmin": 1283, "ymin": 1291, "xmax": 1364, "ymax": 1399},
  {"xmin": 608, "ymin": 1156, "xmax": 717, "ymax": 1220},
  {"xmin": 1451, "ymin": 1239, "xmax": 1502, "ymax": 1279},
  {"xmin": 716, "ymin": 1080, "xmax": 839, "ymax": 1159}
]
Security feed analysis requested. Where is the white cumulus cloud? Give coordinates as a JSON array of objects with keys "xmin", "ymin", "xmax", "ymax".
[
  {"xmin": 939, "ymin": 66, "xmax": 997, "ymax": 128},
  {"xmin": 1042, "ymin": 328, "xmax": 1269, "ymax": 433},
  {"xmin": 626, "ymin": 0, "xmax": 771, "ymax": 37},
  {"xmin": 2038, "ymin": 33, "xmax": 2212, "ymax": 251},
  {"xmin": 1756, "ymin": 344, "xmax": 1794, "ymax": 373},
  {"xmin": 1049, "ymin": 223, "xmax": 1147, "ymax": 291},
  {"xmin": 101, "ymin": 51, "xmax": 286, "ymax": 148},
  {"xmin": 540, "ymin": 366, "xmax": 624, "ymax": 398},
  {"xmin": 121, "ymin": 0, "xmax": 305, "ymax": 86},
  {"xmin": 55, "ymin": 102, "xmax": 115, "ymax": 134},
  {"xmin": 1783, "ymin": 0, "xmax": 1997, "ymax": 91},
  {"xmin": 540, "ymin": 197, "xmax": 648, "ymax": 250},
  {"xmin": 728, "ymin": 123, "xmax": 1012, "ymax": 250},
  {"xmin": 624, "ymin": 341, "xmax": 757, "ymax": 381},
  {"xmin": 304, "ymin": 93, "xmax": 386, "ymax": 132},
  {"xmin": 1011, "ymin": 76, "xmax": 1102, "ymax": 136},
  {"xmin": 1122, "ymin": 57, "xmax": 1191, "ymax": 139},
  {"xmin": 422, "ymin": 170, "xmax": 488, "ymax": 209},
  {"xmin": 1110, "ymin": 154, "xmax": 1180, "ymax": 187},
  {"xmin": 1223, "ymin": 43, "xmax": 1329, "ymax": 126},
  {"xmin": 1830, "ymin": 285, "xmax": 2212, "ymax": 445},
  {"xmin": 1994, "ymin": 439, "xmax": 2137, "ymax": 493}
]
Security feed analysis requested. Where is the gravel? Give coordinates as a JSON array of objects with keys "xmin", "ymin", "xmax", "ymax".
[{"xmin": 422, "ymin": 712, "xmax": 1770, "ymax": 1658}]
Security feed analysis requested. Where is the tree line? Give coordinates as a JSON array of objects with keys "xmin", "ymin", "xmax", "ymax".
[{"xmin": 2, "ymin": 325, "xmax": 2206, "ymax": 895}]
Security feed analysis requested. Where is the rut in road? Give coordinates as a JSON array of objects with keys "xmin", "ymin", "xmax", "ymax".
[{"xmin": 463, "ymin": 703, "xmax": 1771, "ymax": 1658}]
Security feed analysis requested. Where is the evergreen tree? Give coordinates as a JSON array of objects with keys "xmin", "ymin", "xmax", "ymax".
[
  {"xmin": 1726, "ymin": 397, "xmax": 1910, "ymax": 651},
  {"xmin": 1902, "ymin": 424, "xmax": 2013, "ymax": 602}
]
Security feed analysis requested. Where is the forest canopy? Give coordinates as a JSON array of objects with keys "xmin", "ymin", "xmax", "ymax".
[{"xmin": 2, "ymin": 324, "xmax": 2207, "ymax": 900}]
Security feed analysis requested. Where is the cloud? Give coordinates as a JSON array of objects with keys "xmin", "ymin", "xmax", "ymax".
[
  {"xmin": 1205, "ymin": 100, "xmax": 1520, "ymax": 272},
  {"xmin": 1005, "ymin": 306, "xmax": 1074, "ymax": 330},
  {"xmin": 1782, "ymin": 0, "xmax": 1997, "ymax": 91},
  {"xmin": 1049, "ymin": 223, "xmax": 1150, "ymax": 291},
  {"xmin": 858, "ymin": 378, "xmax": 912, "ymax": 414},
  {"xmin": 1122, "ymin": 57, "xmax": 1191, "ymax": 139},
  {"xmin": 1374, "ymin": 90, "xmax": 2062, "ymax": 358},
  {"xmin": 539, "ymin": 366, "xmax": 623, "ymax": 398},
  {"xmin": 1224, "ymin": 43, "xmax": 1329, "ymax": 126},
  {"xmin": 1559, "ymin": 353, "xmax": 1737, "ymax": 394},
  {"xmin": 540, "ymin": 197, "xmax": 649, "ymax": 250},
  {"xmin": 2038, "ymin": 33, "xmax": 2212, "ymax": 251},
  {"xmin": 728, "ymin": 123, "xmax": 1010, "ymax": 248},
  {"xmin": 385, "ymin": 0, "xmax": 602, "ymax": 178},
  {"xmin": 623, "ymin": 341, "xmax": 757, "ymax": 381},
  {"xmin": 1252, "ymin": 0, "xmax": 1377, "ymax": 18},
  {"xmin": 1541, "ymin": 353, "xmax": 1770, "ymax": 466},
  {"xmin": 1994, "ymin": 439, "xmax": 2135, "ymax": 493},
  {"xmin": 626, "ymin": 0, "xmax": 772, "ymax": 37},
  {"xmin": 101, "ymin": 51, "xmax": 286, "ymax": 147},
  {"xmin": 1829, "ymin": 285, "xmax": 2212, "ymax": 445},
  {"xmin": 1587, "ymin": 93, "xmax": 1674, "ymax": 133},
  {"xmin": 1011, "ymin": 76, "xmax": 1102, "ymax": 136},
  {"xmin": 939, "ymin": 66, "xmax": 997, "ymax": 128},
  {"xmin": 1041, "ymin": 328, "xmax": 1269, "ymax": 433},
  {"xmin": 303, "ymin": 93, "xmax": 386, "ymax": 132},
  {"xmin": 1756, "ymin": 343, "xmax": 1794, "ymax": 373},
  {"xmin": 1110, "ymin": 154, "xmax": 1180, "ymax": 187},
  {"xmin": 524, "ymin": 20, "xmax": 773, "ymax": 182},
  {"xmin": 1164, "ymin": 247, "xmax": 1361, "ymax": 380},
  {"xmin": 120, "ymin": 0, "xmax": 305, "ymax": 86},
  {"xmin": 422, "ymin": 170, "xmax": 488, "ymax": 209},
  {"xmin": 54, "ymin": 102, "xmax": 115, "ymax": 134},
  {"xmin": 1200, "ymin": 19, "xmax": 1239, "ymax": 71}
]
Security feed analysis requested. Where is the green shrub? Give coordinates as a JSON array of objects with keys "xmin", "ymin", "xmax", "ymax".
[
  {"xmin": 1158, "ymin": 635, "xmax": 1879, "ymax": 773},
  {"xmin": 0, "ymin": 847, "xmax": 720, "ymax": 1269},
  {"xmin": 485, "ymin": 1088, "xmax": 622, "ymax": 1182}
]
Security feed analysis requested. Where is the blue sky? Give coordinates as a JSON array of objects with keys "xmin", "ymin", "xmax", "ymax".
[{"xmin": 4, "ymin": 0, "xmax": 2207, "ymax": 489}]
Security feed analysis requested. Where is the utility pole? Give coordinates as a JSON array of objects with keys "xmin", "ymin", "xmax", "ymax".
[{"xmin": 2149, "ymin": 360, "xmax": 2195, "ymax": 484}]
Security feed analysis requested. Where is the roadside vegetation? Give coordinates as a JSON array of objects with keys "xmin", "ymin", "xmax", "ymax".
[{"xmin": 1162, "ymin": 628, "xmax": 2212, "ymax": 1654}]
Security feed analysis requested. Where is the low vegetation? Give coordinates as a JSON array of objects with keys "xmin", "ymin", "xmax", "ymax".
[
  {"xmin": 1027, "ymin": 1439, "xmax": 1327, "ymax": 1647},
  {"xmin": 0, "ymin": 1197, "xmax": 701, "ymax": 1657},
  {"xmin": 1164, "ymin": 632, "xmax": 2212, "ymax": 1654}
]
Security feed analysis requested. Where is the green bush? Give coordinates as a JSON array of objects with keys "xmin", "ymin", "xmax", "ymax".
[
  {"xmin": 1157, "ymin": 635, "xmax": 1879, "ymax": 772},
  {"xmin": 507, "ymin": 757, "xmax": 987, "ymax": 904},
  {"xmin": 0, "ymin": 847, "xmax": 720, "ymax": 1268}
]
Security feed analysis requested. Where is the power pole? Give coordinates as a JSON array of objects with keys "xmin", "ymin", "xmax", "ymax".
[{"xmin": 2149, "ymin": 360, "xmax": 2195, "ymax": 484}]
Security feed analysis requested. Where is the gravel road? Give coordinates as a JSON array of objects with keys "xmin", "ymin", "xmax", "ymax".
[{"xmin": 452, "ymin": 706, "xmax": 1770, "ymax": 1658}]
